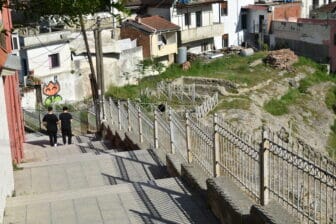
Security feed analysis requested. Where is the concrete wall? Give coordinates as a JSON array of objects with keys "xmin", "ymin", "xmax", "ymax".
[
  {"xmin": 104, "ymin": 46, "xmax": 143, "ymax": 87},
  {"xmin": 0, "ymin": 79, "xmax": 14, "ymax": 222},
  {"xmin": 270, "ymin": 20, "xmax": 330, "ymax": 63},
  {"xmin": 21, "ymin": 88, "xmax": 37, "ymax": 109}
]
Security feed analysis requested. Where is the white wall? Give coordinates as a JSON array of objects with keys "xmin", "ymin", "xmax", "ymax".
[
  {"xmin": 170, "ymin": 5, "xmax": 213, "ymax": 30},
  {"xmin": 21, "ymin": 88, "xmax": 37, "ymax": 109},
  {"xmin": 220, "ymin": 0, "xmax": 255, "ymax": 46},
  {"xmin": 0, "ymin": 79, "xmax": 14, "ymax": 222},
  {"xmin": 25, "ymin": 43, "xmax": 72, "ymax": 78}
]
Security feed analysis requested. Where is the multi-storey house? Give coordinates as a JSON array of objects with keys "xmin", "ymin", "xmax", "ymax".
[
  {"xmin": 141, "ymin": 0, "xmax": 225, "ymax": 54},
  {"xmin": 121, "ymin": 15, "xmax": 179, "ymax": 65}
]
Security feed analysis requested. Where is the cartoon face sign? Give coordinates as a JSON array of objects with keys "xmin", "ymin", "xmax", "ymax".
[{"xmin": 43, "ymin": 80, "xmax": 60, "ymax": 96}]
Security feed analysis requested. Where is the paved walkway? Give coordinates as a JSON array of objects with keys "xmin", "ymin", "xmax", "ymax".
[{"xmin": 4, "ymin": 133, "xmax": 218, "ymax": 224}]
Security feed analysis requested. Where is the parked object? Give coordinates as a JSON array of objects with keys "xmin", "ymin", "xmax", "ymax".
[
  {"xmin": 240, "ymin": 48, "xmax": 254, "ymax": 57},
  {"xmin": 177, "ymin": 47, "xmax": 187, "ymax": 64}
]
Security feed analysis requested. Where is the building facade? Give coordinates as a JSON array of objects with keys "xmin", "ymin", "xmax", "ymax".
[
  {"xmin": 270, "ymin": 18, "xmax": 336, "ymax": 72},
  {"xmin": 121, "ymin": 15, "xmax": 179, "ymax": 65},
  {"xmin": 0, "ymin": 1, "xmax": 24, "ymax": 221}
]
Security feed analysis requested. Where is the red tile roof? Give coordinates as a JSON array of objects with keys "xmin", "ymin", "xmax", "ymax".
[{"xmin": 138, "ymin": 15, "xmax": 180, "ymax": 32}]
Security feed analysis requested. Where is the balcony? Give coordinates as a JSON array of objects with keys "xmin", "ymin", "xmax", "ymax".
[{"xmin": 180, "ymin": 23, "xmax": 224, "ymax": 44}]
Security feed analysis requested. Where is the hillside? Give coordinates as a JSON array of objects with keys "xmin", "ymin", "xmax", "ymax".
[{"xmin": 106, "ymin": 51, "xmax": 336, "ymax": 159}]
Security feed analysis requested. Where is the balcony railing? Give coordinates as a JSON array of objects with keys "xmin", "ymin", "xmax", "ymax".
[{"xmin": 180, "ymin": 23, "xmax": 224, "ymax": 44}]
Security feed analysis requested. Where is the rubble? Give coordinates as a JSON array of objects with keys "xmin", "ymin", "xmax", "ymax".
[{"xmin": 264, "ymin": 49, "xmax": 298, "ymax": 71}]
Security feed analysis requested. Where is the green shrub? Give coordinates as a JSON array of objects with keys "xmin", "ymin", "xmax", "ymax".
[
  {"xmin": 264, "ymin": 99, "xmax": 288, "ymax": 115},
  {"xmin": 325, "ymin": 87, "xmax": 336, "ymax": 111}
]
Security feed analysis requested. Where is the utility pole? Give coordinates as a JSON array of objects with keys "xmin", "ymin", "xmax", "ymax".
[
  {"xmin": 79, "ymin": 15, "xmax": 101, "ymax": 137},
  {"xmin": 94, "ymin": 17, "xmax": 105, "ymax": 124}
]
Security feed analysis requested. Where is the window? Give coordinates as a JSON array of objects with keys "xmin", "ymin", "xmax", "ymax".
[
  {"xmin": 222, "ymin": 34, "xmax": 229, "ymax": 48},
  {"xmin": 158, "ymin": 34, "xmax": 167, "ymax": 46},
  {"xmin": 12, "ymin": 37, "xmax": 18, "ymax": 50},
  {"xmin": 334, "ymin": 33, "xmax": 336, "ymax": 45},
  {"xmin": 49, "ymin": 53, "xmax": 60, "ymax": 68},
  {"xmin": 241, "ymin": 14, "xmax": 247, "ymax": 29},
  {"xmin": 313, "ymin": 0, "xmax": 319, "ymax": 9},
  {"xmin": 196, "ymin": 11, "xmax": 202, "ymax": 27},
  {"xmin": 22, "ymin": 59, "xmax": 28, "ymax": 76},
  {"xmin": 221, "ymin": 2, "xmax": 228, "ymax": 16},
  {"xmin": 185, "ymin": 13, "xmax": 190, "ymax": 26}
]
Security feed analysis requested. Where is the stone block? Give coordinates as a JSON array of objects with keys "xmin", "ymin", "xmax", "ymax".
[
  {"xmin": 250, "ymin": 201, "xmax": 300, "ymax": 224},
  {"xmin": 181, "ymin": 162, "xmax": 208, "ymax": 197},
  {"xmin": 206, "ymin": 176, "xmax": 254, "ymax": 224},
  {"xmin": 166, "ymin": 153, "xmax": 183, "ymax": 177}
]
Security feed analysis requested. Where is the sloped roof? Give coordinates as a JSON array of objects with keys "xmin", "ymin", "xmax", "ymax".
[
  {"xmin": 123, "ymin": 15, "xmax": 180, "ymax": 33},
  {"xmin": 140, "ymin": 15, "xmax": 179, "ymax": 31}
]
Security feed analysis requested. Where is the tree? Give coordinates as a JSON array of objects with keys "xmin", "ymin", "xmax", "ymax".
[{"xmin": 2, "ymin": 0, "xmax": 129, "ymax": 135}]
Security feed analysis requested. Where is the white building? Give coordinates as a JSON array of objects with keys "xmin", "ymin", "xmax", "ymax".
[
  {"xmin": 214, "ymin": 0, "xmax": 255, "ymax": 47},
  {"xmin": 145, "ymin": 0, "xmax": 225, "ymax": 54},
  {"xmin": 16, "ymin": 28, "xmax": 143, "ymax": 109}
]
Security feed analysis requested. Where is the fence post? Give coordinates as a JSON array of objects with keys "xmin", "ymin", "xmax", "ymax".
[
  {"xmin": 127, "ymin": 99, "xmax": 131, "ymax": 132},
  {"xmin": 137, "ymin": 105, "xmax": 143, "ymax": 143},
  {"xmin": 168, "ymin": 107, "xmax": 175, "ymax": 154},
  {"xmin": 108, "ymin": 98, "xmax": 113, "ymax": 123},
  {"xmin": 213, "ymin": 114, "xmax": 220, "ymax": 177},
  {"xmin": 260, "ymin": 126, "xmax": 270, "ymax": 206},
  {"xmin": 117, "ymin": 100, "xmax": 121, "ymax": 130},
  {"xmin": 154, "ymin": 109, "xmax": 159, "ymax": 149},
  {"xmin": 38, "ymin": 109, "xmax": 42, "ymax": 130},
  {"xmin": 185, "ymin": 112, "xmax": 192, "ymax": 163}
]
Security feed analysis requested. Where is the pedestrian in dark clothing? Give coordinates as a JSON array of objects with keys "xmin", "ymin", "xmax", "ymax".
[
  {"xmin": 43, "ymin": 106, "xmax": 59, "ymax": 147},
  {"xmin": 59, "ymin": 106, "xmax": 73, "ymax": 145}
]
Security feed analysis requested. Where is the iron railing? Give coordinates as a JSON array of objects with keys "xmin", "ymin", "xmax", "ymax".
[{"xmin": 101, "ymin": 98, "xmax": 335, "ymax": 224}]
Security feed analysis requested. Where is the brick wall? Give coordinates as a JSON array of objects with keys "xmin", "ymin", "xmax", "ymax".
[
  {"xmin": 120, "ymin": 26, "xmax": 151, "ymax": 59},
  {"xmin": 273, "ymin": 3, "xmax": 301, "ymax": 21}
]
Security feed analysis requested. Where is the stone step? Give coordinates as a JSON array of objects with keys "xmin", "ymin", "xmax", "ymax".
[
  {"xmin": 23, "ymin": 135, "xmax": 117, "ymax": 163},
  {"xmin": 14, "ymin": 149, "xmax": 169, "ymax": 197},
  {"xmin": 4, "ymin": 177, "xmax": 218, "ymax": 224}
]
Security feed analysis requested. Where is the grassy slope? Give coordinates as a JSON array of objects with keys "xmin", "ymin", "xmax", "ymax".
[
  {"xmin": 105, "ymin": 53, "xmax": 336, "ymax": 159},
  {"xmin": 105, "ymin": 52, "xmax": 273, "ymax": 100}
]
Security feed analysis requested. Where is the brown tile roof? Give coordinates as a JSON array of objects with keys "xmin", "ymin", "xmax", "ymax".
[{"xmin": 139, "ymin": 15, "xmax": 179, "ymax": 32}]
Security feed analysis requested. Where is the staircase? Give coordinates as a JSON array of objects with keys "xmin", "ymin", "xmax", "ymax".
[{"xmin": 3, "ymin": 133, "xmax": 218, "ymax": 224}]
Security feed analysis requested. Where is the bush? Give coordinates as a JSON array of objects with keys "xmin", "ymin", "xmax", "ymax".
[
  {"xmin": 264, "ymin": 99, "xmax": 288, "ymax": 115},
  {"xmin": 325, "ymin": 86, "xmax": 336, "ymax": 112}
]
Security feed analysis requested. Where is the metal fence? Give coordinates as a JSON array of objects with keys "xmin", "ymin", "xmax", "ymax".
[{"xmin": 103, "ymin": 98, "xmax": 335, "ymax": 224}]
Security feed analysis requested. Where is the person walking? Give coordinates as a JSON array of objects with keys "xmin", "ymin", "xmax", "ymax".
[
  {"xmin": 43, "ymin": 106, "xmax": 59, "ymax": 147},
  {"xmin": 59, "ymin": 106, "xmax": 73, "ymax": 145}
]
